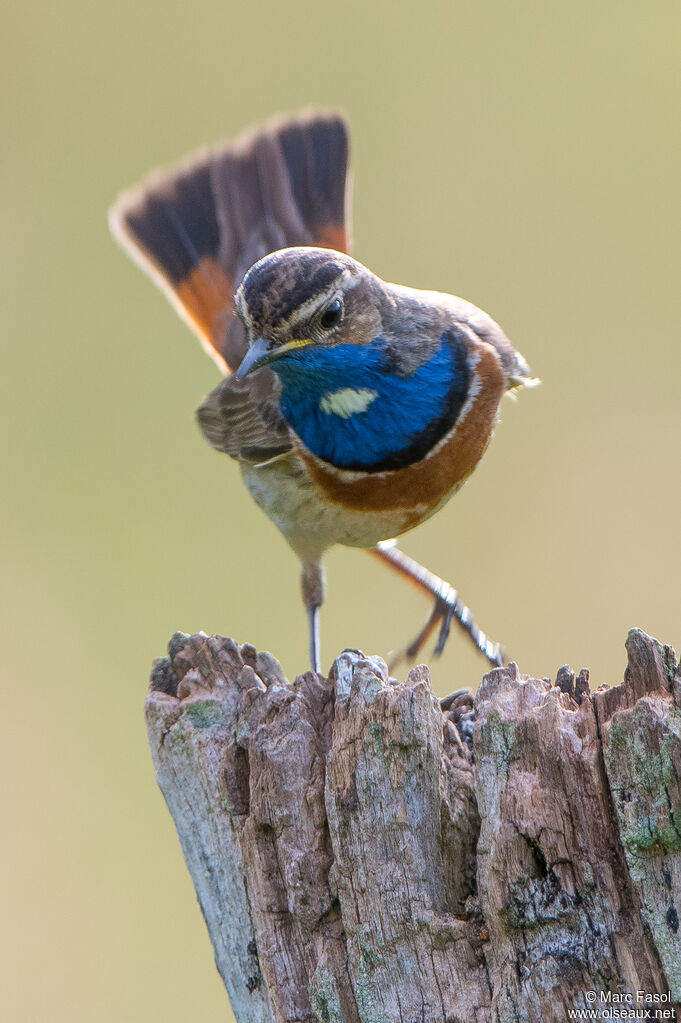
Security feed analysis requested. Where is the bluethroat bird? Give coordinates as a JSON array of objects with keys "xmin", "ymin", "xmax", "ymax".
[{"xmin": 110, "ymin": 111, "xmax": 535, "ymax": 673}]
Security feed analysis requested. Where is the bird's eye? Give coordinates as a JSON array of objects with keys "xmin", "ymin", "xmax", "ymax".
[{"xmin": 320, "ymin": 297, "xmax": 343, "ymax": 329}]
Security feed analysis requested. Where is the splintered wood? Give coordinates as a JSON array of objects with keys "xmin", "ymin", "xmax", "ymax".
[{"xmin": 146, "ymin": 630, "xmax": 681, "ymax": 1022}]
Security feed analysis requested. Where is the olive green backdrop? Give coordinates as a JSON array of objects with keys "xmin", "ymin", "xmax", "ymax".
[{"xmin": 3, "ymin": 1, "xmax": 680, "ymax": 1019}]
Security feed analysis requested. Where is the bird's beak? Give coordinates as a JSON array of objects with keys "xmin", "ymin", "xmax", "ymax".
[
  {"xmin": 235, "ymin": 336, "xmax": 313, "ymax": 379},
  {"xmin": 235, "ymin": 336, "xmax": 276, "ymax": 379}
]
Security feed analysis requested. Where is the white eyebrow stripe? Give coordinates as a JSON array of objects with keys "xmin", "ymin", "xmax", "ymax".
[
  {"xmin": 280, "ymin": 269, "xmax": 356, "ymax": 332},
  {"xmin": 319, "ymin": 387, "xmax": 378, "ymax": 418},
  {"xmin": 235, "ymin": 287, "xmax": 253, "ymax": 334}
]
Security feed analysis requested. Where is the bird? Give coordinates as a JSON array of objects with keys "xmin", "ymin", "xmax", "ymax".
[{"xmin": 110, "ymin": 110, "xmax": 535, "ymax": 674}]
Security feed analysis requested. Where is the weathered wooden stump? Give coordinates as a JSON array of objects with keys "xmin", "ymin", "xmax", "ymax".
[{"xmin": 146, "ymin": 629, "xmax": 681, "ymax": 1022}]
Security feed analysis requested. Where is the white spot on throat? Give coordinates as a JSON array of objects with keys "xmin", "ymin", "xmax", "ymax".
[{"xmin": 319, "ymin": 387, "xmax": 378, "ymax": 419}]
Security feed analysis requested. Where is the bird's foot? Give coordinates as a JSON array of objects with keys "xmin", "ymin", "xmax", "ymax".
[
  {"xmin": 389, "ymin": 588, "xmax": 505, "ymax": 672},
  {"xmin": 370, "ymin": 542, "xmax": 506, "ymax": 671}
]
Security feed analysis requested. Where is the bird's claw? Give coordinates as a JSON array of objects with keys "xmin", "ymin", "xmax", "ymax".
[
  {"xmin": 434, "ymin": 599, "xmax": 455, "ymax": 656},
  {"xmin": 390, "ymin": 592, "xmax": 505, "ymax": 671}
]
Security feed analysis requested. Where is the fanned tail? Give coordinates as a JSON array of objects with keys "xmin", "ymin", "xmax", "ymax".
[{"xmin": 109, "ymin": 110, "xmax": 351, "ymax": 373}]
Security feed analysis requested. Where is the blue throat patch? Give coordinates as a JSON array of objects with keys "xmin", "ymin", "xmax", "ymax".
[{"xmin": 272, "ymin": 330, "xmax": 471, "ymax": 471}]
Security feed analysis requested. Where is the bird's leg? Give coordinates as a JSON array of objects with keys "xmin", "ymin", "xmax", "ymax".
[
  {"xmin": 369, "ymin": 540, "xmax": 505, "ymax": 669},
  {"xmin": 301, "ymin": 560, "xmax": 326, "ymax": 674}
]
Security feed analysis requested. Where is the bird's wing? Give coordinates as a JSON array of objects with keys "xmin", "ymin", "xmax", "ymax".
[
  {"xmin": 110, "ymin": 111, "xmax": 352, "ymax": 461},
  {"xmin": 196, "ymin": 369, "xmax": 293, "ymax": 464}
]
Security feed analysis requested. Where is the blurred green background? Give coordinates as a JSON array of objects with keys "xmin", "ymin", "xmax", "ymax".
[{"xmin": 3, "ymin": 0, "xmax": 680, "ymax": 1019}]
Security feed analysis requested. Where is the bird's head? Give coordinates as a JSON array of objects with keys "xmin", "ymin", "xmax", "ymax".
[{"xmin": 234, "ymin": 247, "xmax": 384, "ymax": 379}]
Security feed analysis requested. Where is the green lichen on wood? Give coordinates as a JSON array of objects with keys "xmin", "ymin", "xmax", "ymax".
[
  {"xmin": 367, "ymin": 722, "xmax": 390, "ymax": 772},
  {"xmin": 353, "ymin": 930, "xmax": 389, "ymax": 1023},
  {"xmin": 354, "ymin": 972, "xmax": 389, "ymax": 1023},
  {"xmin": 606, "ymin": 707, "xmax": 681, "ymax": 862},
  {"xmin": 620, "ymin": 812, "xmax": 681, "ymax": 865},
  {"xmin": 308, "ymin": 965, "xmax": 344, "ymax": 1023},
  {"xmin": 478, "ymin": 709, "xmax": 517, "ymax": 784},
  {"xmin": 358, "ymin": 926, "xmax": 385, "ymax": 968},
  {"xmin": 183, "ymin": 699, "xmax": 224, "ymax": 730}
]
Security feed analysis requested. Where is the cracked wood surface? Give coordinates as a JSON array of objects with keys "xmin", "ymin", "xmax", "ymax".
[{"xmin": 146, "ymin": 629, "xmax": 681, "ymax": 1022}]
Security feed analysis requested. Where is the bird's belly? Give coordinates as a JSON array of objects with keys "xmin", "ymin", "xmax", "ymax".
[{"xmin": 240, "ymin": 454, "xmax": 419, "ymax": 559}]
